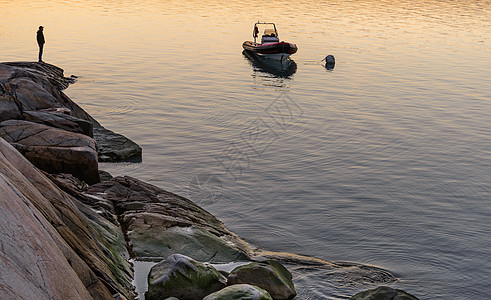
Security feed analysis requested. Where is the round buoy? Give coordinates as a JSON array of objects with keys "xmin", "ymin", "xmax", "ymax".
[{"xmin": 324, "ymin": 55, "xmax": 335, "ymax": 70}]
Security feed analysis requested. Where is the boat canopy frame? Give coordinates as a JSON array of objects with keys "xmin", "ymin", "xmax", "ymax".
[{"xmin": 253, "ymin": 22, "xmax": 278, "ymax": 43}]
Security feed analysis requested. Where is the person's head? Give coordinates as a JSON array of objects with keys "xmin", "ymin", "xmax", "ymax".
[{"xmin": 39, "ymin": 26, "xmax": 43, "ymax": 31}]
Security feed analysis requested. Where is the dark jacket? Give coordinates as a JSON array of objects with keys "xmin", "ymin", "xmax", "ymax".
[{"xmin": 37, "ymin": 30, "xmax": 45, "ymax": 45}]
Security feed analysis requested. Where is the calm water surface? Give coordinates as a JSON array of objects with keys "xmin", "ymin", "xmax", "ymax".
[{"xmin": 1, "ymin": 1, "xmax": 490, "ymax": 299}]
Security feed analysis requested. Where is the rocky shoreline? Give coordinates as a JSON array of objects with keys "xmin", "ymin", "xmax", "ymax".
[{"xmin": 0, "ymin": 62, "xmax": 418, "ymax": 299}]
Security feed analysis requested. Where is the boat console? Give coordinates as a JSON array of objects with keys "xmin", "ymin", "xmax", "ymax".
[{"xmin": 261, "ymin": 35, "xmax": 280, "ymax": 44}]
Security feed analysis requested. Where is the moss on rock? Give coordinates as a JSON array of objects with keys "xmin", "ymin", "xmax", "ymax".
[
  {"xmin": 146, "ymin": 254, "xmax": 227, "ymax": 300},
  {"xmin": 203, "ymin": 284, "xmax": 273, "ymax": 300},
  {"xmin": 227, "ymin": 260, "xmax": 296, "ymax": 300},
  {"xmin": 349, "ymin": 286, "xmax": 419, "ymax": 300}
]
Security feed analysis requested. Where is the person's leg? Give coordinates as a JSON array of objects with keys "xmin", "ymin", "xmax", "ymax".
[{"xmin": 38, "ymin": 44, "xmax": 43, "ymax": 62}]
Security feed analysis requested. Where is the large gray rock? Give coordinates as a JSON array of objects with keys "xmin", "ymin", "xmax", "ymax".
[
  {"xmin": 349, "ymin": 286, "xmax": 419, "ymax": 300},
  {"xmin": 0, "ymin": 138, "xmax": 132, "ymax": 299},
  {"xmin": 203, "ymin": 284, "xmax": 273, "ymax": 300},
  {"xmin": 23, "ymin": 110, "xmax": 93, "ymax": 136},
  {"xmin": 146, "ymin": 254, "xmax": 227, "ymax": 300},
  {"xmin": 0, "ymin": 62, "xmax": 142, "ymax": 162},
  {"xmin": 87, "ymin": 176, "xmax": 251, "ymax": 263},
  {"xmin": 0, "ymin": 120, "xmax": 100, "ymax": 184},
  {"xmin": 0, "ymin": 172, "xmax": 93, "ymax": 300},
  {"xmin": 227, "ymin": 260, "xmax": 297, "ymax": 300}
]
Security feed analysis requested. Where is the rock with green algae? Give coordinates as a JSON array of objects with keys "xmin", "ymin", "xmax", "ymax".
[
  {"xmin": 86, "ymin": 176, "xmax": 251, "ymax": 263},
  {"xmin": 349, "ymin": 286, "xmax": 419, "ymax": 300},
  {"xmin": 203, "ymin": 284, "xmax": 273, "ymax": 300},
  {"xmin": 227, "ymin": 260, "xmax": 297, "ymax": 300},
  {"xmin": 129, "ymin": 224, "xmax": 249, "ymax": 263},
  {"xmin": 145, "ymin": 254, "xmax": 227, "ymax": 300},
  {"xmin": 76, "ymin": 202, "xmax": 133, "ymax": 295}
]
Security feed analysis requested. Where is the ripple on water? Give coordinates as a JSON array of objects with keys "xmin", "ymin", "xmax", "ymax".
[{"xmin": 2, "ymin": 0, "xmax": 490, "ymax": 299}]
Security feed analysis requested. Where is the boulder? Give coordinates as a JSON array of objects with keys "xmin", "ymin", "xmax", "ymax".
[
  {"xmin": 87, "ymin": 176, "xmax": 251, "ymax": 263},
  {"xmin": 203, "ymin": 284, "xmax": 273, "ymax": 300},
  {"xmin": 23, "ymin": 110, "xmax": 93, "ymax": 136},
  {"xmin": 349, "ymin": 286, "xmax": 419, "ymax": 300},
  {"xmin": 0, "ymin": 120, "xmax": 100, "ymax": 184},
  {"xmin": 146, "ymin": 254, "xmax": 227, "ymax": 300},
  {"xmin": 227, "ymin": 260, "xmax": 297, "ymax": 300}
]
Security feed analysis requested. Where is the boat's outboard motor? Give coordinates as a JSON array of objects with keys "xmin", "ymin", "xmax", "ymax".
[{"xmin": 323, "ymin": 54, "xmax": 335, "ymax": 70}]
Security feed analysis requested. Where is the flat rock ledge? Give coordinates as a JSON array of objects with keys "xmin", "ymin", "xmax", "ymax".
[{"xmin": 0, "ymin": 119, "xmax": 100, "ymax": 184}]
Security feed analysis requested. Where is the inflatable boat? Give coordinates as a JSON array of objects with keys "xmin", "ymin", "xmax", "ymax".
[{"xmin": 242, "ymin": 22, "xmax": 297, "ymax": 60}]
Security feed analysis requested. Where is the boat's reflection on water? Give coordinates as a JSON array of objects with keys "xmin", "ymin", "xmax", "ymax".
[{"xmin": 242, "ymin": 50, "xmax": 297, "ymax": 78}]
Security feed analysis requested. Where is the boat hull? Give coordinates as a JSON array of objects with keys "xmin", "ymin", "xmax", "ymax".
[
  {"xmin": 242, "ymin": 41, "xmax": 297, "ymax": 60},
  {"xmin": 242, "ymin": 50, "xmax": 297, "ymax": 77}
]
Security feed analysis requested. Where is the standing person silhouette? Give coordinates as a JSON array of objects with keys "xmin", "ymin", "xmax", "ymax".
[{"xmin": 37, "ymin": 26, "xmax": 45, "ymax": 62}]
